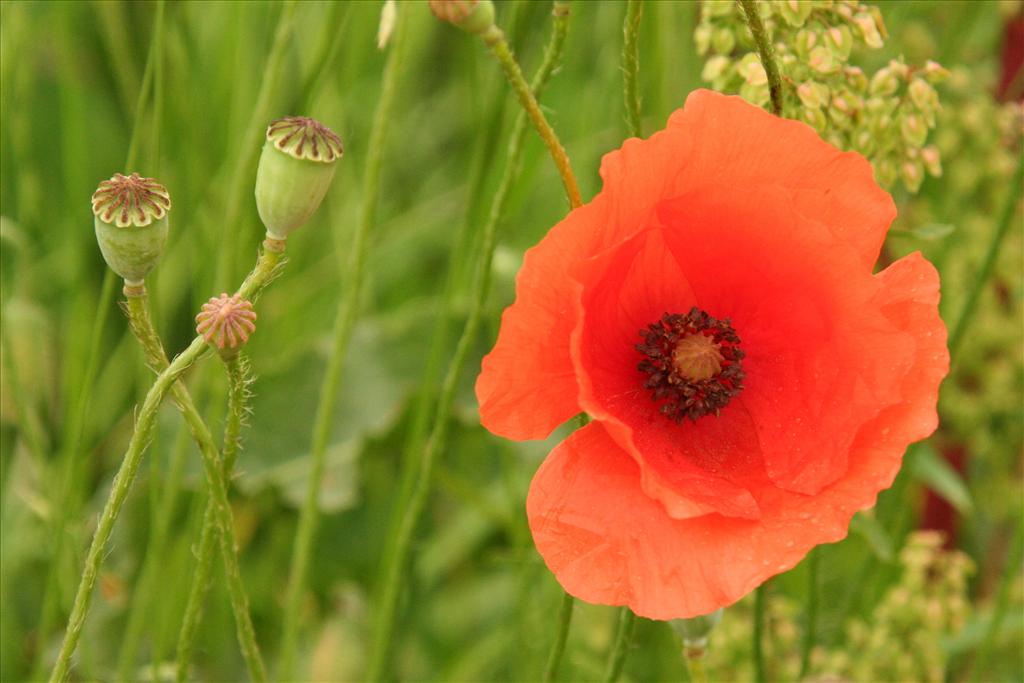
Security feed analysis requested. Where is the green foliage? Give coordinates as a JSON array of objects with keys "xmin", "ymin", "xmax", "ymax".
[{"xmin": 0, "ymin": 1, "xmax": 1020, "ymax": 681}]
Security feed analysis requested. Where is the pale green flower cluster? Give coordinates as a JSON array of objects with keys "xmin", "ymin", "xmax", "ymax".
[
  {"xmin": 707, "ymin": 532, "xmax": 973, "ymax": 683},
  {"xmin": 696, "ymin": 0, "xmax": 947, "ymax": 192},
  {"xmin": 895, "ymin": 67, "xmax": 1024, "ymax": 521},
  {"xmin": 819, "ymin": 532, "xmax": 973, "ymax": 682}
]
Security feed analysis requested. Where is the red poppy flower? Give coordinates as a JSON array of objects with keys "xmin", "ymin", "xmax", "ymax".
[{"xmin": 475, "ymin": 89, "xmax": 948, "ymax": 619}]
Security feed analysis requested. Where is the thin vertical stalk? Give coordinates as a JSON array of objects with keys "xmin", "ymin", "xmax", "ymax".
[
  {"xmin": 971, "ymin": 520, "xmax": 1024, "ymax": 681},
  {"xmin": 276, "ymin": 7, "xmax": 409, "ymax": 678},
  {"xmin": 365, "ymin": 5, "xmax": 574, "ymax": 681},
  {"xmin": 622, "ymin": 0, "xmax": 644, "ymax": 138},
  {"xmin": 753, "ymin": 584, "xmax": 767, "ymax": 683},
  {"xmin": 799, "ymin": 549, "xmax": 819, "ymax": 679},
  {"xmin": 948, "ymin": 152, "xmax": 1023, "ymax": 358},
  {"xmin": 543, "ymin": 591, "xmax": 576, "ymax": 682},
  {"xmin": 603, "ymin": 607, "xmax": 637, "ymax": 682},
  {"xmin": 738, "ymin": 0, "xmax": 783, "ymax": 116},
  {"xmin": 213, "ymin": 0, "xmax": 296, "ymax": 291},
  {"xmin": 49, "ymin": 247, "xmax": 284, "ymax": 683},
  {"xmin": 175, "ymin": 354, "xmax": 251, "ymax": 682},
  {"xmin": 33, "ymin": 3, "xmax": 163, "ymax": 672},
  {"xmin": 480, "ymin": 16, "xmax": 582, "ymax": 209}
]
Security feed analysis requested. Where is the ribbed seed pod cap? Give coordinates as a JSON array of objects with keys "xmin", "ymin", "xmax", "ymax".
[
  {"xmin": 428, "ymin": 0, "xmax": 495, "ymax": 34},
  {"xmin": 196, "ymin": 292, "xmax": 257, "ymax": 359},
  {"xmin": 255, "ymin": 116, "xmax": 343, "ymax": 240},
  {"xmin": 92, "ymin": 173, "xmax": 171, "ymax": 284}
]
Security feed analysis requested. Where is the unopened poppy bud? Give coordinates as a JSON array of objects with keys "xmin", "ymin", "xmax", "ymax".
[
  {"xmin": 428, "ymin": 0, "xmax": 495, "ymax": 35},
  {"xmin": 254, "ymin": 116, "xmax": 343, "ymax": 241},
  {"xmin": 196, "ymin": 293, "xmax": 257, "ymax": 358},
  {"xmin": 91, "ymin": 173, "xmax": 171, "ymax": 284}
]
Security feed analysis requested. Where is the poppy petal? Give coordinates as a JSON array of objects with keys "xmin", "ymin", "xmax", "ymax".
[{"xmin": 664, "ymin": 90, "xmax": 896, "ymax": 268}]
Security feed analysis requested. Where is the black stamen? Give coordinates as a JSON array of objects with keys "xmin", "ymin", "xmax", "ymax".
[{"xmin": 636, "ymin": 307, "xmax": 745, "ymax": 422}]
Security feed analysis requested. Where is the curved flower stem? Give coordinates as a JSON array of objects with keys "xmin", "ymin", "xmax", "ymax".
[
  {"xmin": 480, "ymin": 10, "xmax": 583, "ymax": 209},
  {"xmin": 117, "ymin": 288, "xmax": 265, "ymax": 683},
  {"xmin": 948, "ymin": 152, "xmax": 1023, "ymax": 359},
  {"xmin": 603, "ymin": 607, "xmax": 637, "ymax": 682},
  {"xmin": 738, "ymin": 0, "xmax": 783, "ymax": 117},
  {"xmin": 275, "ymin": 6, "xmax": 408, "ymax": 679},
  {"xmin": 48, "ymin": 244, "xmax": 284, "ymax": 683},
  {"xmin": 365, "ymin": 5, "xmax": 574, "ymax": 681},
  {"xmin": 175, "ymin": 354, "xmax": 251, "ymax": 682},
  {"xmin": 799, "ymin": 549, "xmax": 819, "ymax": 679},
  {"xmin": 753, "ymin": 584, "xmax": 767, "ymax": 683},
  {"xmin": 543, "ymin": 591, "xmax": 576, "ymax": 682},
  {"xmin": 622, "ymin": 0, "xmax": 644, "ymax": 138}
]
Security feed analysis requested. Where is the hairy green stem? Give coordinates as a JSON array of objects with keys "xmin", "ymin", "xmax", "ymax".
[
  {"xmin": 176, "ymin": 354, "xmax": 251, "ymax": 682},
  {"xmin": 543, "ymin": 591, "xmax": 576, "ymax": 682},
  {"xmin": 622, "ymin": 0, "xmax": 644, "ymax": 138},
  {"xmin": 49, "ymin": 335, "xmax": 206, "ymax": 683},
  {"xmin": 365, "ymin": 5, "xmax": 573, "ymax": 680},
  {"xmin": 275, "ymin": 7, "xmax": 408, "ymax": 679},
  {"xmin": 753, "ymin": 584, "xmax": 766, "ymax": 683},
  {"xmin": 603, "ymin": 607, "xmax": 637, "ymax": 682},
  {"xmin": 799, "ymin": 549, "xmax": 819, "ymax": 679},
  {"xmin": 49, "ymin": 245, "xmax": 283, "ymax": 683},
  {"xmin": 480, "ymin": 12, "xmax": 582, "ymax": 209},
  {"xmin": 738, "ymin": 0, "xmax": 784, "ymax": 116},
  {"xmin": 116, "ymin": 290, "xmax": 264, "ymax": 683},
  {"xmin": 948, "ymin": 152, "xmax": 1023, "ymax": 358}
]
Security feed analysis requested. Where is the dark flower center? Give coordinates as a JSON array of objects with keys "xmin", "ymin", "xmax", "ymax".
[{"xmin": 636, "ymin": 307, "xmax": 745, "ymax": 422}]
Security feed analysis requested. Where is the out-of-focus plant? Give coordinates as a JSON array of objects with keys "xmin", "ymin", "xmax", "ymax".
[
  {"xmin": 697, "ymin": 0, "xmax": 947, "ymax": 192},
  {"xmin": 710, "ymin": 532, "xmax": 973, "ymax": 683}
]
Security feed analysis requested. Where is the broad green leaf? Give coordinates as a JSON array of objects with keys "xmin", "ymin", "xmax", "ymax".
[
  {"xmin": 849, "ymin": 510, "xmax": 895, "ymax": 562},
  {"xmin": 910, "ymin": 443, "xmax": 974, "ymax": 514}
]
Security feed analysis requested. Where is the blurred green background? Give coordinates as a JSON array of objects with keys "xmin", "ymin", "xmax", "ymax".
[{"xmin": 0, "ymin": 1, "xmax": 1020, "ymax": 681}]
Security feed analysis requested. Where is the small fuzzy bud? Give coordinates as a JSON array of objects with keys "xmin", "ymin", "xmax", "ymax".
[
  {"xmin": 428, "ymin": 0, "xmax": 495, "ymax": 35},
  {"xmin": 254, "ymin": 116, "xmax": 343, "ymax": 240},
  {"xmin": 922, "ymin": 60, "xmax": 950, "ymax": 84},
  {"xmin": 92, "ymin": 173, "xmax": 171, "ymax": 284},
  {"xmin": 711, "ymin": 27, "xmax": 735, "ymax": 55},
  {"xmin": 869, "ymin": 67, "xmax": 900, "ymax": 97},
  {"xmin": 797, "ymin": 81, "xmax": 830, "ymax": 110},
  {"xmin": 825, "ymin": 25, "xmax": 853, "ymax": 60},
  {"xmin": 701, "ymin": 55, "xmax": 730, "ymax": 83},
  {"xmin": 777, "ymin": 0, "xmax": 812, "ymax": 27},
  {"xmin": 808, "ymin": 45, "xmax": 838, "ymax": 74},
  {"xmin": 901, "ymin": 159, "xmax": 924, "ymax": 193},
  {"xmin": 853, "ymin": 11, "xmax": 884, "ymax": 49},
  {"xmin": 196, "ymin": 293, "xmax": 257, "ymax": 355},
  {"xmin": 901, "ymin": 112, "xmax": 928, "ymax": 147},
  {"xmin": 921, "ymin": 145, "xmax": 942, "ymax": 176}
]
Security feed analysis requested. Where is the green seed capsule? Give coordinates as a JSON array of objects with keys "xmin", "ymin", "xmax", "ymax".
[
  {"xmin": 91, "ymin": 173, "xmax": 171, "ymax": 284},
  {"xmin": 254, "ymin": 116, "xmax": 343, "ymax": 240}
]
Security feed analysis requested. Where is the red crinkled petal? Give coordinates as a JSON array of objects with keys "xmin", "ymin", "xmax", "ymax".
[
  {"xmin": 569, "ymin": 183, "xmax": 914, "ymax": 502},
  {"xmin": 530, "ymin": 257, "xmax": 945, "ymax": 618},
  {"xmin": 478, "ymin": 90, "xmax": 894, "ymax": 442},
  {"xmin": 569, "ymin": 227, "xmax": 765, "ymax": 520},
  {"xmin": 661, "ymin": 90, "xmax": 895, "ymax": 269}
]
